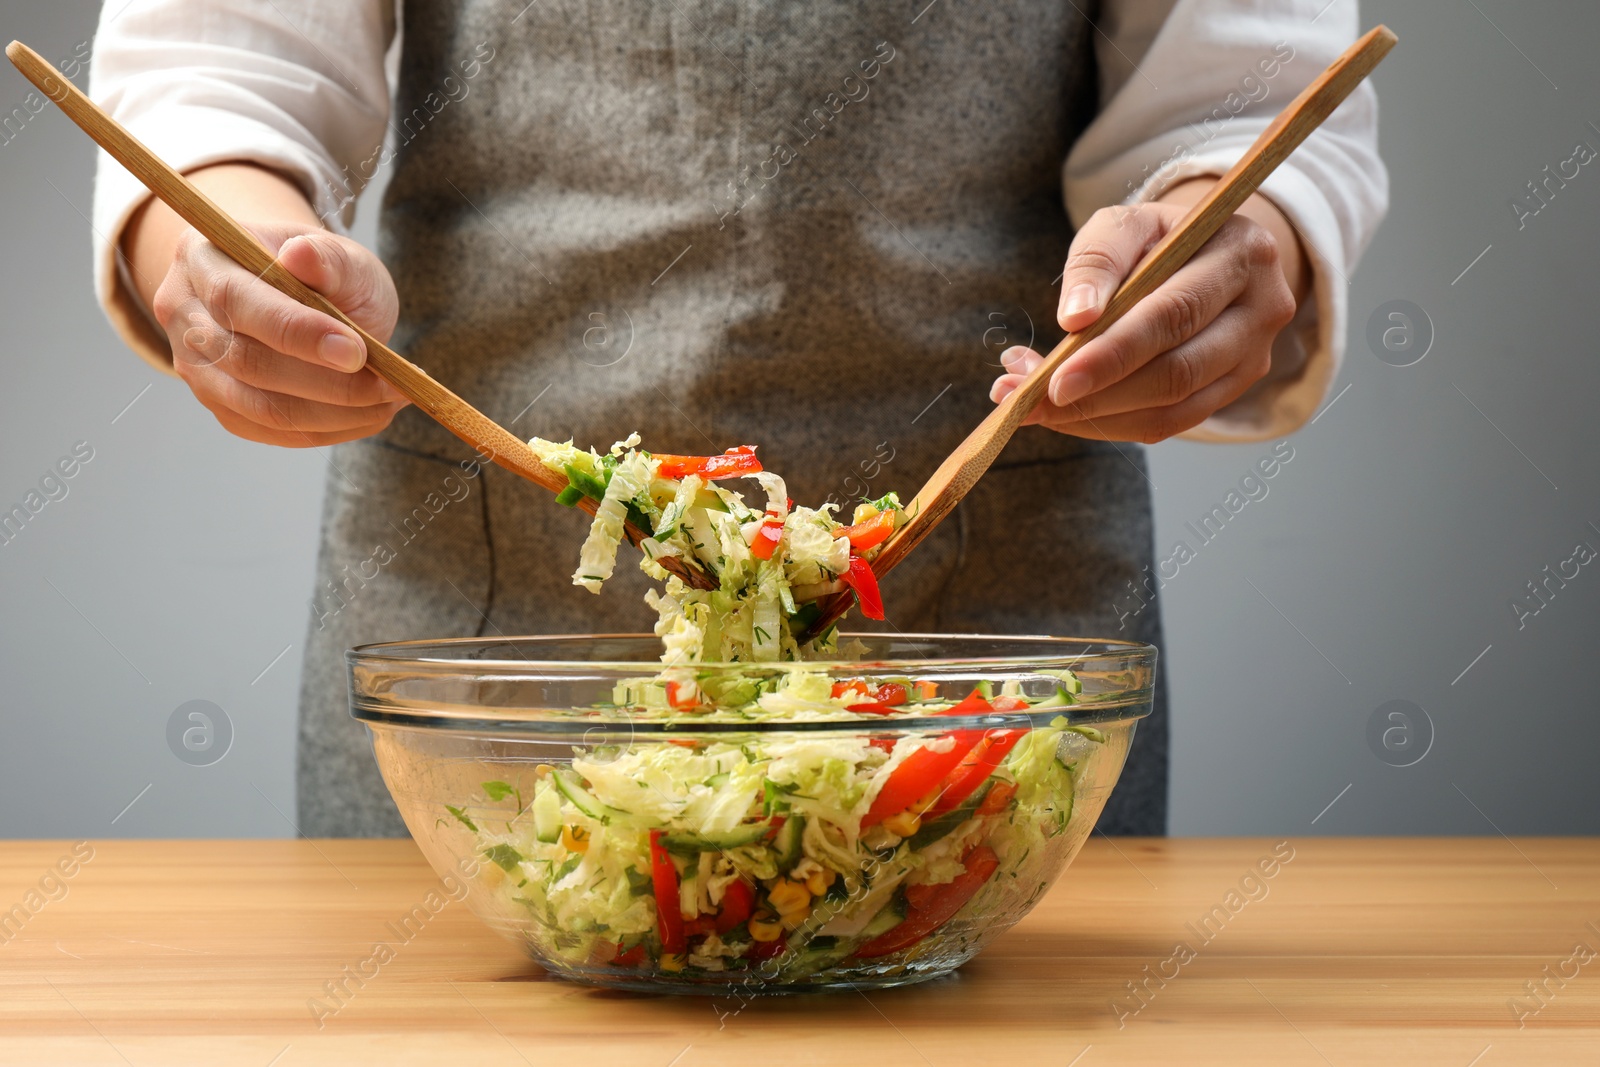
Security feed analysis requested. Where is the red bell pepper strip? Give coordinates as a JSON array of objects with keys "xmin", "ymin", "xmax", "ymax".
[
  {"xmin": 840, "ymin": 555, "xmax": 885, "ymax": 620},
  {"xmin": 665, "ymin": 681, "xmax": 701, "ymax": 709},
  {"xmin": 835, "ymin": 510, "xmax": 896, "ymax": 551},
  {"xmin": 614, "ymin": 942, "xmax": 648, "ymax": 967},
  {"xmin": 654, "ymin": 446, "xmax": 762, "ymax": 481},
  {"xmin": 714, "ymin": 879, "xmax": 756, "ymax": 935},
  {"xmin": 862, "ymin": 730, "xmax": 984, "ymax": 828},
  {"xmin": 923, "ymin": 728, "xmax": 1027, "ymax": 817},
  {"xmin": 854, "ymin": 846, "xmax": 1000, "ymax": 958},
  {"xmin": 868, "ymin": 737, "xmax": 896, "ymax": 753},
  {"xmin": 976, "ymin": 779, "xmax": 1018, "ymax": 816},
  {"xmin": 902, "ymin": 882, "xmax": 940, "ymax": 913},
  {"xmin": 750, "ymin": 517, "xmax": 784, "ymax": 561},
  {"xmin": 649, "ymin": 831, "xmax": 686, "ymax": 955},
  {"xmin": 861, "ymin": 689, "xmax": 997, "ymax": 827},
  {"xmin": 747, "ymin": 935, "xmax": 787, "ymax": 962},
  {"xmin": 938, "ymin": 690, "xmax": 996, "ymax": 718}
]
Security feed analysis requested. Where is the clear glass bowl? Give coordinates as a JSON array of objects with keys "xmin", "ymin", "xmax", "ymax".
[{"xmin": 348, "ymin": 634, "xmax": 1156, "ymax": 994}]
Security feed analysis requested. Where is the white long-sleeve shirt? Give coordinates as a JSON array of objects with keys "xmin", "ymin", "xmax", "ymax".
[{"xmin": 89, "ymin": 0, "xmax": 1386, "ymax": 442}]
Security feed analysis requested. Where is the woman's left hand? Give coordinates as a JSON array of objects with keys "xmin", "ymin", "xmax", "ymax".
[{"xmin": 990, "ymin": 179, "xmax": 1308, "ymax": 443}]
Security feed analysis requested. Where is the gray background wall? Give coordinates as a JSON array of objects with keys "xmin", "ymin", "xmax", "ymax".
[{"xmin": 1, "ymin": 0, "xmax": 1594, "ymax": 839}]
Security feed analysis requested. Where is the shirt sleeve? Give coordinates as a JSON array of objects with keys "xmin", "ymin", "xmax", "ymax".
[
  {"xmin": 1064, "ymin": 0, "xmax": 1388, "ymax": 442},
  {"xmin": 88, "ymin": 0, "xmax": 395, "ymax": 371}
]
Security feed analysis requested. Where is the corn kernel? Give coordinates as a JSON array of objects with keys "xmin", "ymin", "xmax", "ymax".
[
  {"xmin": 561, "ymin": 824, "xmax": 590, "ymax": 853},
  {"xmin": 805, "ymin": 870, "xmax": 831, "ymax": 897},
  {"xmin": 780, "ymin": 905, "xmax": 811, "ymax": 930},
  {"xmin": 852, "ymin": 502, "xmax": 880, "ymax": 525},
  {"xmin": 882, "ymin": 810, "xmax": 922, "ymax": 837},
  {"xmin": 749, "ymin": 914, "xmax": 784, "ymax": 942},
  {"xmin": 535, "ymin": 764, "xmax": 553, "ymax": 778},
  {"xmin": 767, "ymin": 878, "xmax": 811, "ymax": 917},
  {"xmin": 659, "ymin": 951, "xmax": 687, "ymax": 972}
]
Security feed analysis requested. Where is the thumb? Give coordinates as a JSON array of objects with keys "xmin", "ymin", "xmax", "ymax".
[
  {"xmin": 278, "ymin": 233, "xmax": 399, "ymax": 342},
  {"xmin": 1058, "ymin": 206, "xmax": 1163, "ymax": 333}
]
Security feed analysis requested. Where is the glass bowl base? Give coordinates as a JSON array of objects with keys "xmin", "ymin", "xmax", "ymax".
[{"xmin": 539, "ymin": 959, "xmax": 968, "ymax": 996}]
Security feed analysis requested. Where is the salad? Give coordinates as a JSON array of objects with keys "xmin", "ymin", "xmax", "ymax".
[
  {"xmin": 528, "ymin": 434, "xmax": 904, "ymax": 667},
  {"xmin": 439, "ymin": 438, "xmax": 1106, "ymax": 984}
]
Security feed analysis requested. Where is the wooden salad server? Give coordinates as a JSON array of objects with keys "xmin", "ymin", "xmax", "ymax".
[
  {"xmin": 806, "ymin": 25, "xmax": 1398, "ymax": 638},
  {"xmin": 6, "ymin": 39, "xmax": 715, "ymax": 591}
]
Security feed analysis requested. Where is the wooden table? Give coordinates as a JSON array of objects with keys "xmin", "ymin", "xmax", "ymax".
[{"xmin": 1, "ymin": 838, "xmax": 1595, "ymax": 1065}]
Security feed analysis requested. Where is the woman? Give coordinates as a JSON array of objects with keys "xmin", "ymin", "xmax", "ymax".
[{"xmin": 90, "ymin": 0, "xmax": 1386, "ymax": 836}]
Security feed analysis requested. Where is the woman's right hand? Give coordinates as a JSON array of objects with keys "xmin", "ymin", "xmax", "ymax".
[{"xmin": 151, "ymin": 224, "xmax": 407, "ymax": 447}]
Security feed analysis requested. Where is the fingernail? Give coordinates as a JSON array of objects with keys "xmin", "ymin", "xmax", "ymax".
[
  {"xmin": 1063, "ymin": 284, "xmax": 1099, "ymax": 319},
  {"xmin": 319, "ymin": 332, "xmax": 365, "ymax": 371},
  {"xmin": 1000, "ymin": 348, "xmax": 1025, "ymax": 369},
  {"xmin": 1052, "ymin": 370, "xmax": 1093, "ymax": 406}
]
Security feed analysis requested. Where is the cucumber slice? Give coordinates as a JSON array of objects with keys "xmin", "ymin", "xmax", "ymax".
[
  {"xmin": 532, "ymin": 783, "xmax": 563, "ymax": 843},
  {"xmin": 775, "ymin": 937, "xmax": 853, "ymax": 980},
  {"xmin": 907, "ymin": 781, "xmax": 991, "ymax": 850},
  {"xmin": 859, "ymin": 896, "xmax": 906, "ymax": 939},
  {"xmin": 694, "ymin": 488, "xmax": 730, "ymax": 512},
  {"xmin": 773, "ymin": 815, "xmax": 805, "ymax": 874},
  {"xmin": 552, "ymin": 769, "xmax": 621, "ymax": 824},
  {"xmin": 659, "ymin": 824, "xmax": 771, "ymax": 853}
]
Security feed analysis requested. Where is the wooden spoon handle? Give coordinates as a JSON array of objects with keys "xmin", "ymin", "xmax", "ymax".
[
  {"xmin": 809, "ymin": 24, "xmax": 1397, "ymax": 638},
  {"xmin": 5, "ymin": 40, "xmax": 562, "ymax": 494},
  {"xmin": 8, "ymin": 39, "xmax": 716, "ymax": 589}
]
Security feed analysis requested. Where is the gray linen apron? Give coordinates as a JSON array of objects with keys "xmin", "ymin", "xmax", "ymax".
[{"xmin": 296, "ymin": 0, "xmax": 1168, "ymax": 837}]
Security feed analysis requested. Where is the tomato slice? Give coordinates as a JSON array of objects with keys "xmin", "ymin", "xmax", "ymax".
[
  {"xmin": 854, "ymin": 846, "xmax": 1000, "ymax": 958},
  {"xmin": 614, "ymin": 942, "xmax": 648, "ymax": 967},
  {"xmin": 840, "ymin": 556, "xmax": 885, "ymax": 621},
  {"xmin": 833, "ymin": 682, "xmax": 907, "ymax": 710},
  {"xmin": 654, "ymin": 445, "xmax": 762, "ymax": 480},
  {"xmin": 649, "ymin": 830, "xmax": 685, "ymax": 954}
]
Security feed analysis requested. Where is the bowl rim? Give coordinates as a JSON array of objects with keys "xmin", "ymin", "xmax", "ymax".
[
  {"xmin": 347, "ymin": 631, "xmax": 1157, "ymax": 668},
  {"xmin": 346, "ymin": 633, "xmax": 1157, "ymax": 734}
]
